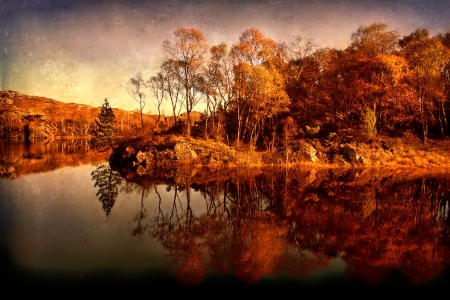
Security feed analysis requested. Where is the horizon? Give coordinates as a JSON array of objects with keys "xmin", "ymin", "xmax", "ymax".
[{"xmin": 1, "ymin": 0, "xmax": 450, "ymax": 112}]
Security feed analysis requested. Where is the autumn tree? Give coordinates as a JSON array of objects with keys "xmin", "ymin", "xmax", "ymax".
[
  {"xmin": 149, "ymin": 72, "xmax": 165, "ymax": 125},
  {"xmin": 345, "ymin": 23, "xmax": 400, "ymax": 132},
  {"xmin": 127, "ymin": 72, "xmax": 147, "ymax": 128},
  {"xmin": 162, "ymin": 27, "xmax": 208, "ymax": 138},
  {"xmin": 285, "ymin": 46, "xmax": 332, "ymax": 125},
  {"xmin": 157, "ymin": 59, "xmax": 184, "ymax": 126},
  {"xmin": 200, "ymin": 43, "xmax": 235, "ymax": 139},
  {"xmin": 230, "ymin": 27, "xmax": 277, "ymax": 67},
  {"xmin": 399, "ymin": 29, "xmax": 450, "ymax": 140},
  {"xmin": 349, "ymin": 23, "xmax": 399, "ymax": 58},
  {"xmin": 229, "ymin": 28, "xmax": 290, "ymax": 147}
]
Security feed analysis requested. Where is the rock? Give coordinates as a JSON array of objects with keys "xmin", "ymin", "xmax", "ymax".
[
  {"xmin": 323, "ymin": 132, "xmax": 337, "ymax": 147},
  {"xmin": 340, "ymin": 144, "xmax": 357, "ymax": 164},
  {"xmin": 124, "ymin": 146, "xmax": 137, "ymax": 158},
  {"xmin": 305, "ymin": 125, "xmax": 320, "ymax": 136},
  {"xmin": 174, "ymin": 142, "xmax": 198, "ymax": 161},
  {"xmin": 28, "ymin": 123, "xmax": 56, "ymax": 140},
  {"xmin": 356, "ymin": 155, "xmax": 369, "ymax": 166},
  {"xmin": 304, "ymin": 192, "xmax": 319, "ymax": 202},
  {"xmin": 299, "ymin": 141, "xmax": 319, "ymax": 162},
  {"xmin": 0, "ymin": 165, "xmax": 16, "ymax": 178},
  {"xmin": 306, "ymin": 169, "xmax": 317, "ymax": 184},
  {"xmin": 136, "ymin": 151, "xmax": 154, "ymax": 165},
  {"xmin": 174, "ymin": 167, "xmax": 197, "ymax": 186},
  {"xmin": 334, "ymin": 156, "xmax": 351, "ymax": 167}
]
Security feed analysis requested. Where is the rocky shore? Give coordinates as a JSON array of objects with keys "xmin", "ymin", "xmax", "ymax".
[{"xmin": 110, "ymin": 132, "xmax": 450, "ymax": 175}]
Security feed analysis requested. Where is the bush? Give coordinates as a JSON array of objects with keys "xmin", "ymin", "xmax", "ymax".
[{"xmin": 361, "ymin": 106, "xmax": 377, "ymax": 138}]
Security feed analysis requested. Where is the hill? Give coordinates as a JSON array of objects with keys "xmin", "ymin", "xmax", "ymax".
[{"xmin": 0, "ymin": 90, "xmax": 150, "ymax": 140}]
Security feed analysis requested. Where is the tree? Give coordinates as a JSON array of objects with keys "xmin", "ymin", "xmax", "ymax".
[
  {"xmin": 127, "ymin": 72, "xmax": 147, "ymax": 127},
  {"xmin": 92, "ymin": 98, "xmax": 117, "ymax": 151},
  {"xmin": 154, "ymin": 59, "xmax": 184, "ymax": 127},
  {"xmin": 149, "ymin": 72, "xmax": 165, "ymax": 126},
  {"xmin": 201, "ymin": 43, "xmax": 236, "ymax": 140},
  {"xmin": 349, "ymin": 23, "xmax": 399, "ymax": 58},
  {"xmin": 231, "ymin": 61, "xmax": 290, "ymax": 146},
  {"xmin": 162, "ymin": 27, "xmax": 208, "ymax": 138},
  {"xmin": 229, "ymin": 28, "xmax": 290, "ymax": 146},
  {"xmin": 400, "ymin": 29, "xmax": 450, "ymax": 141},
  {"xmin": 230, "ymin": 27, "xmax": 277, "ymax": 66}
]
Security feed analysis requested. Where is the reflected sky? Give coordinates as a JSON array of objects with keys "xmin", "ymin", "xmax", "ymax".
[{"xmin": 0, "ymin": 164, "xmax": 166, "ymax": 272}]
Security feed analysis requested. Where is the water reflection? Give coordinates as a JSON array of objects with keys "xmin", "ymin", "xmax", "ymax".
[
  {"xmin": 0, "ymin": 140, "xmax": 109, "ymax": 179},
  {"xmin": 1, "ymin": 142, "xmax": 450, "ymax": 292},
  {"xmin": 91, "ymin": 164, "xmax": 123, "ymax": 217},
  {"xmin": 116, "ymin": 166, "xmax": 450, "ymax": 285}
]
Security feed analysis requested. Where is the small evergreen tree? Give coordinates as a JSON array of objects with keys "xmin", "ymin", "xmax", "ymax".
[{"xmin": 92, "ymin": 98, "xmax": 117, "ymax": 150}]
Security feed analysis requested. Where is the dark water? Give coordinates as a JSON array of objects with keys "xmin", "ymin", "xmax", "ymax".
[{"xmin": 1, "ymin": 142, "xmax": 450, "ymax": 297}]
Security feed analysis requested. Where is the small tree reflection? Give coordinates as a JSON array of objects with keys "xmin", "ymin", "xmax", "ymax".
[
  {"xmin": 132, "ymin": 186, "xmax": 148, "ymax": 236},
  {"xmin": 91, "ymin": 163, "xmax": 123, "ymax": 217}
]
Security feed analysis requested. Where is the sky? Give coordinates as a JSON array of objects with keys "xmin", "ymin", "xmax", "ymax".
[{"xmin": 1, "ymin": 0, "xmax": 450, "ymax": 113}]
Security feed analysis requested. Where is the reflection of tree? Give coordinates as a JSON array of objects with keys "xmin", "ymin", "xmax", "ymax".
[
  {"xmin": 150, "ymin": 177, "xmax": 288, "ymax": 285},
  {"xmin": 152, "ymin": 185, "xmax": 207, "ymax": 285},
  {"xmin": 91, "ymin": 163, "xmax": 123, "ymax": 217},
  {"xmin": 122, "ymin": 167, "xmax": 450, "ymax": 286},
  {"xmin": 132, "ymin": 186, "xmax": 148, "ymax": 236}
]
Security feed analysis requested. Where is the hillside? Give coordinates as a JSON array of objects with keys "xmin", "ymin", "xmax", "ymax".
[{"xmin": 0, "ymin": 90, "xmax": 149, "ymax": 140}]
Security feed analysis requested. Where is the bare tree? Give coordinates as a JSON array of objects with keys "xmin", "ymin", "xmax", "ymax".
[
  {"xmin": 149, "ymin": 72, "xmax": 165, "ymax": 125},
  {"xmin": 127, "ymin": 72, "xmax": 147, "ymax": 127},
  {"xmin": 162, "ymin": 27, "xmax": 208, "ymax": 138},
  {"xmin": 161, "ymin": 59, "xmax": 184, "ymax": 126},
  {"xmin": 202, "ymin": 43, "xmax": 235, "ymax": 138}
]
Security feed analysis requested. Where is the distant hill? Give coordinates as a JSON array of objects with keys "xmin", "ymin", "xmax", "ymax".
[{"xmin": 0, "ymin": 90, "xmax": 153, "ymax": 140}]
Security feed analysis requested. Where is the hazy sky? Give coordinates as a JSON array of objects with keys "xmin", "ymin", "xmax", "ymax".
[{"xmin": 1, "ymin": 0, "xmax": 450, "ymax": 112}]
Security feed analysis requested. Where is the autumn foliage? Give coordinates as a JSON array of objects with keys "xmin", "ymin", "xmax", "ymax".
[{"xmin": 145, "ymin": 23, "xmax": 450, "ymax": 147}]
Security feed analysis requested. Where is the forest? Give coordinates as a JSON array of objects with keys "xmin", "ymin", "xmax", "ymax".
[{"xmin": 127, "ymin": 22, "xmax": 450, "ymax": 149}]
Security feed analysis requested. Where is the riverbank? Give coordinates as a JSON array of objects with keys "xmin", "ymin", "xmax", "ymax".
[{"xmin": 109, "ymin": 132, "xmax": 450, "ymax": 173}]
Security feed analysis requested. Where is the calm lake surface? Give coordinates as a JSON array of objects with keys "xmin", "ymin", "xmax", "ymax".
[{"xmin": 1, "ymin": 141, "xmax": 450, "ymax": 296}]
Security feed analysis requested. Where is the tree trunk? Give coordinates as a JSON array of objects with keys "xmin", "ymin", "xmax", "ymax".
[{"xmin": 186, "ymin": 110, "xmax": 191, "ymax": 139}]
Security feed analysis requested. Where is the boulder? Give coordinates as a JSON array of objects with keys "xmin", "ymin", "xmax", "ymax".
[
  {"xmin": 299, "ymin": 141, "xmax": 319, "ymax": 162},
  {"xmin": 334, "ymin": 156, "xmax": 351, "ymax": 167},
  {"xmin": 305, "ymin": 125, "xmax": 320, "ymax": 136},
  {"xmin": 174, "ymin": 142, "xmax": 198, "ymax": 161},
  {"xmin": 340, "ymin": 144, "xmax": 357, "ymax": 164},
  {"xmin": 356, "ymin": 154, "xmax": 369, "ymax": 166},
  {"xmin": 136, "ymin": 151, "xmax": 154, "ymax": 165},
  {"xmin": 124, "ymin": 146, "xmax": 137, "ymax": 158}
]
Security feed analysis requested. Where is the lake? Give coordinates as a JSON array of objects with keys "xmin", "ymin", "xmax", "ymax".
[{"xmin": 1, "ymin": 141, "xmax": 450, "ymax": 297}]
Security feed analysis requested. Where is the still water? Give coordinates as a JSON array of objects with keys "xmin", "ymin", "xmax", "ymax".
[{"xmin": 1, "ymin": 141, "xmax": 450, "ymax": 296}]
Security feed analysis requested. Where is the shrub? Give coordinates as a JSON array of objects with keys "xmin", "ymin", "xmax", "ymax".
[{"xmin": 361, "ymin": 106, "xmax": 377, "ymax": 138}]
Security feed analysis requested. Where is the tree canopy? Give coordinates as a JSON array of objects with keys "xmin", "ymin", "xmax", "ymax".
[{"xmin": 139, "ymin": 23, "xmax": 450, "ymax": 146}]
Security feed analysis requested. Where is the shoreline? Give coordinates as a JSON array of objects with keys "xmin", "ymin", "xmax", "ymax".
[{"xmin": 109, "ymin": 134, "xmax": 450, "ymax": 172}]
